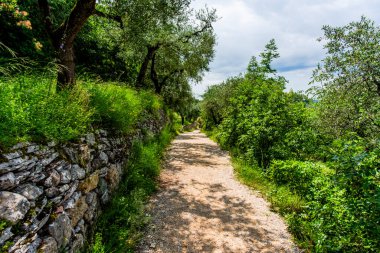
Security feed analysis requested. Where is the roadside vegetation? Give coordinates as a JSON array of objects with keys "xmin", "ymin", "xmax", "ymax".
[
  {"xmin": 90, "ymin": 124, "xmax": 178, "ymax": 252},
  {"xmin": 1, "ymin": 0, "xmax": 211, "ymax": 251},
  {"xmin": 200, "ymin": 17, "xmax": 380, "ymax": 252}
]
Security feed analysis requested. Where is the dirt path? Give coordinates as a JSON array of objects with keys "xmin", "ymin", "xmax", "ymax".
[{"xmin": 138, "ymin": 130, "xmax": 297, "ymax": 253}]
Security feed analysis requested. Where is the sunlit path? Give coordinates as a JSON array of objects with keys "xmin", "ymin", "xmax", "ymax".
[{"xmin": 138, "ymin": 130, "xmax": 297, "ymax": 253}]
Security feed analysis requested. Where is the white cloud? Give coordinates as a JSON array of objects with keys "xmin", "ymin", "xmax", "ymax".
[{"xmin": 191, "ymin": 0, "xmax": 380, "ymax": 97}]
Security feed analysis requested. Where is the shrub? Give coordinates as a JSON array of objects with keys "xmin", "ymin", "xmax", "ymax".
[{"xmin": 267, "ymin": 160, "xmax": 330, "ymax": 195}]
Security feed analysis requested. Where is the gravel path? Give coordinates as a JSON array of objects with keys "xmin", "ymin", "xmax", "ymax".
[{"xmin": 137, "ymin": 130, "xmax": 297, "ymax": 253}]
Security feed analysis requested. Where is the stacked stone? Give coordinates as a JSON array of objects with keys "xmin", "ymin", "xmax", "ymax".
[{"xmin": 0, "ymin": 130, "xmax": 132, "ymax": 253}]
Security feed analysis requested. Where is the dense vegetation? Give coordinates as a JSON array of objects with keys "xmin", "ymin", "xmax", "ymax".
[
  {"xmin": 200, "ymin": 17, "xmax": 380, "ymax": 252},
  {"xmin": 2, "ymin": 0, "xmax": 379, "ymax": 252},
  {"xmin": 0, "ymin": 0, "xmax": 210, "ymax": 251},
  {"xmin": 0, "ymin": 0, "xmax": 211, "ymax": 130}
]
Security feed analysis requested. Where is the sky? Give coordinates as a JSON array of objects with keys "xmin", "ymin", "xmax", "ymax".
[{"xmin": 190, "ymin": 0, "xmax": 380, "ymax": 97}]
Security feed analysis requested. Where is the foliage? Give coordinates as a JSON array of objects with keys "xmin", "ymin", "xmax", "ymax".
[
  {"xmin": 232, "ymin": 157, "xmax": 304, "ymax": 215},
  {"xmin": 0, "ymin": 75, "xmax": 93, "ymax": 147},
  {"xmin": 200, "ymin": 20, "xmax": 380, "ymax": 252},
  {"xmin": 311, "ymin": 16, "xmax": 380, "ymax": 139},
  {"xmin": 0, "ymin": 75, "xmax": 165, "ymax": 147},
  {"xmin": 267, "ymin": 160, "xmax": 330, "ymax": 195},
  {"xmin": 85, "ymin": 82, "xmax": 162, "ymax": 133},
  {"xmin": 202, "ymin": 40, "xmax": 317, "ymax": 168},
  {"xmin": 89, "ymin": 125, "xmax": 177, "ymax": 252}
]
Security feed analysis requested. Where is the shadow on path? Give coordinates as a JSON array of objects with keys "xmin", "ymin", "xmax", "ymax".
[{"xmin": 137, "ymin": 131, "xmax": 296, "ymax": 253}]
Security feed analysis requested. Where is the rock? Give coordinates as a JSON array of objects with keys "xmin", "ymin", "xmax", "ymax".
[
  {"xmin": 106, "ymin": 164, "xmax": 122, "ymax": 192},
  {"xmin": 99, "ymin": 167, "xmax": 108, "ymax": 177},
  {"xmin": 41, "ymin": 152, "xmax": 59, "ymax": 167},
  {"xmin": 67, "ymin": 196, "xmax": 88, "ymax": 227},
  {"xmin": 0, "ymin": 162, "xmax": 14, "ymax": 174},
  {"xmin": 30, "ymin": 172, "xmax": 46, "ymax": 183},
  {"xmin": 14, "ymin": 236, "xmax": 42, "ymax": 253},
  {"xmin": 34, "ymin": 146, "xmax": 53, "ymax": 156},
  {"xmin": 44, "ymin": 170, "xmax": 61, "ymax": 187},
  {"xmin": 71, "ymin": 165, "xmax": 86, "ymax": 180},
  {"xmin": 64, "ymin": 192, "xmax": 81, "ymax": 210},
  {"xmin": 99, "ymin": 152, "xmax": 109, "ymax": 165},
  {"xmin": 62, "ymin": 181, "xmax": 79, "ymax": 202},
  {"xmin": 4, "ymin": 151, "xmax": 22, "ymax": 160},
  {"xmin": 50, "ymin": 196, "xmax": 62, "ymax": 205},
  {"xmin": 58, "ymin": 168, "xmax": 72, "ymax": 184},
  {"xmin": 0, "ymin": 227, "xmax": 13, "ymax": 245},
  {"xmin": 14, "ymin": 171, "xmax": 31, "ymax": 184},
  {"xmin": 107, "ymin": 151, "xmax": 116, "ymax": 163},
  {"xmin": 74, "ymin": 219, "xmax": 86, "ymax": 235},
  {"xmin": 85, "ymin": 192, "xmax": 97, "ymax": 206},
  {"xmin": 11, "ymin": 142, "xmax": 30, "ymax": 150},
  {"xmin": 0, "ymin": 191, "xmax": 30, "ymax": 223},
  {"xmin": 16, "ymin": 184, "xmax": 43, "ymax": 200},
  {"xmin": 63, "ymin": 147, "xmax": 79, "ymax": 164},
  {"xmin": 91, "ymin": 158, "xmax": 102, "ymax": 170},
  {"xmin": 38, "ymin": 237, "xmax": 58, "ymax": 253},
  {"xmin": 59, "ymin": 184, "xmax": 70, "ymax": 193},
  {"xmin": 30, "ymin": 214, "xmax": 50, "ymax": 233},
  {"xmin": 26, "ymin": 145, "xmax": 40, "ymax": 154},
  {"xmin": 79, "ymin": 145, "xmax": 90, "ymax": 167},
  {"xmin": 48, "ymin": 213, "xmax": 72, "ymax": 248},
  {"xmin": 45, "ymin": 187, "xmax": 60, "ymax": 198},
  {"xmin": 71, "ymin": 233, "xmax": 84, "ymax": 253},
  {"xmin": 98, "ymin": 178, "xmax": 109, "ymax": 204},
  {"xmin": 84, "ymin": 192, "xmax": 98, "ymax": 222},
  {"xmin": 86, "ymin": 133, "xmax": 96, "ymax": 145},
  {"xmin": 79, "ymin": 171, "xmax": 99, "ymax": 193},
  {"xmin": 0, "ymin": 172, "xmax": 16, "ymax": 190}
]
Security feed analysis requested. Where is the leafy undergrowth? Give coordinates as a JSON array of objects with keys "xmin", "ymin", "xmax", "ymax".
[
  {"xmin": 89, "ymin": 125, "xmax": 177, "ymax": 253},
  {"xmin": 218, "ymin": 142, "xmax": 379, "ymax": 252},
  {"xmin": 233, "ymin": 158, "xmax": 304, "ymax": 216},
  {"xmin": 0, "ymin": 75, "xmax": 162, "ymax": 148}
]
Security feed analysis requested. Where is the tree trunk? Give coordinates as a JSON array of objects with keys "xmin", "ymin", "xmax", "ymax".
[
  {"xmin": 150, "ymin": 53, "xmax": 162, "ymax": 93},
  {"xmin": 39, "ymin": 0, "xmax": 96, "ymax": 90},
  {"xmin": 136, "ymin": 44, "xmax": 159, "ymax": 87},
  {"xmin": 56, "ymin": 44, "xmax": 75, "ymax": 90}
]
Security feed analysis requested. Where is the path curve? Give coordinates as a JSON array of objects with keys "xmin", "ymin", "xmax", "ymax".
[{"xmin": 138, "ymin": 130, "xmax": 297, "ymax": 253}]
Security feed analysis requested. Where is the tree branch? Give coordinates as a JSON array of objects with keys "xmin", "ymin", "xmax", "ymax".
[
  {"xmin": 94, "ymin": 9, "xmax": 123, "ymax": 29},
  {"xmin": 54, "ymin": 0, "xmax": 96, "ymax": 46}
]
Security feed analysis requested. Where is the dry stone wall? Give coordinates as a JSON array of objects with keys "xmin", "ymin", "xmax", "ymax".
[{"xmin": 0, "ymin": 113, "xmax": 166, "ymax": 253}]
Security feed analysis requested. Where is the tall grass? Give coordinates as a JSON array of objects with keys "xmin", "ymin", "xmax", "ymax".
[
  {"xmin": 0, "ymin": 75, "xmax": 92, "ymax": 147},
  {"xmin": 0, "ymin": 75, "xmax": 163, "ymax": 148},
  {"xmin": 85, "ymin": 82, "xmax": 162, "ymax": 134}
]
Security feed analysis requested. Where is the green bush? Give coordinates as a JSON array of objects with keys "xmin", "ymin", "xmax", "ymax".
[{"xmin": 267, "ymin": 160, "xmax": 330, "ymax": 195}]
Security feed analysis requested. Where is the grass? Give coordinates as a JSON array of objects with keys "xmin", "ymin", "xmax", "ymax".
[
  {"xmin": 232, "ymin": 158, "xmax": 304, "ymax": 215},
  {"xmin": 0, "ymin": 75, "xmax": 163, "ymax": 148},
  {"xmin": 89, "ymin": 124, "xmax": 178, "ymax": 253}
]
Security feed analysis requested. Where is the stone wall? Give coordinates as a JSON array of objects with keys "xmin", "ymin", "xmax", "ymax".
[{"xmin": 0, "ymin": 113, "xmax": 166, "ymax": 252}]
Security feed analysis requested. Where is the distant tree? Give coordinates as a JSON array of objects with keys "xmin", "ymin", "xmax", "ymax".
[{"xmin": 117, "ymin": 0, "xmax": 216, "ymax": 90}]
